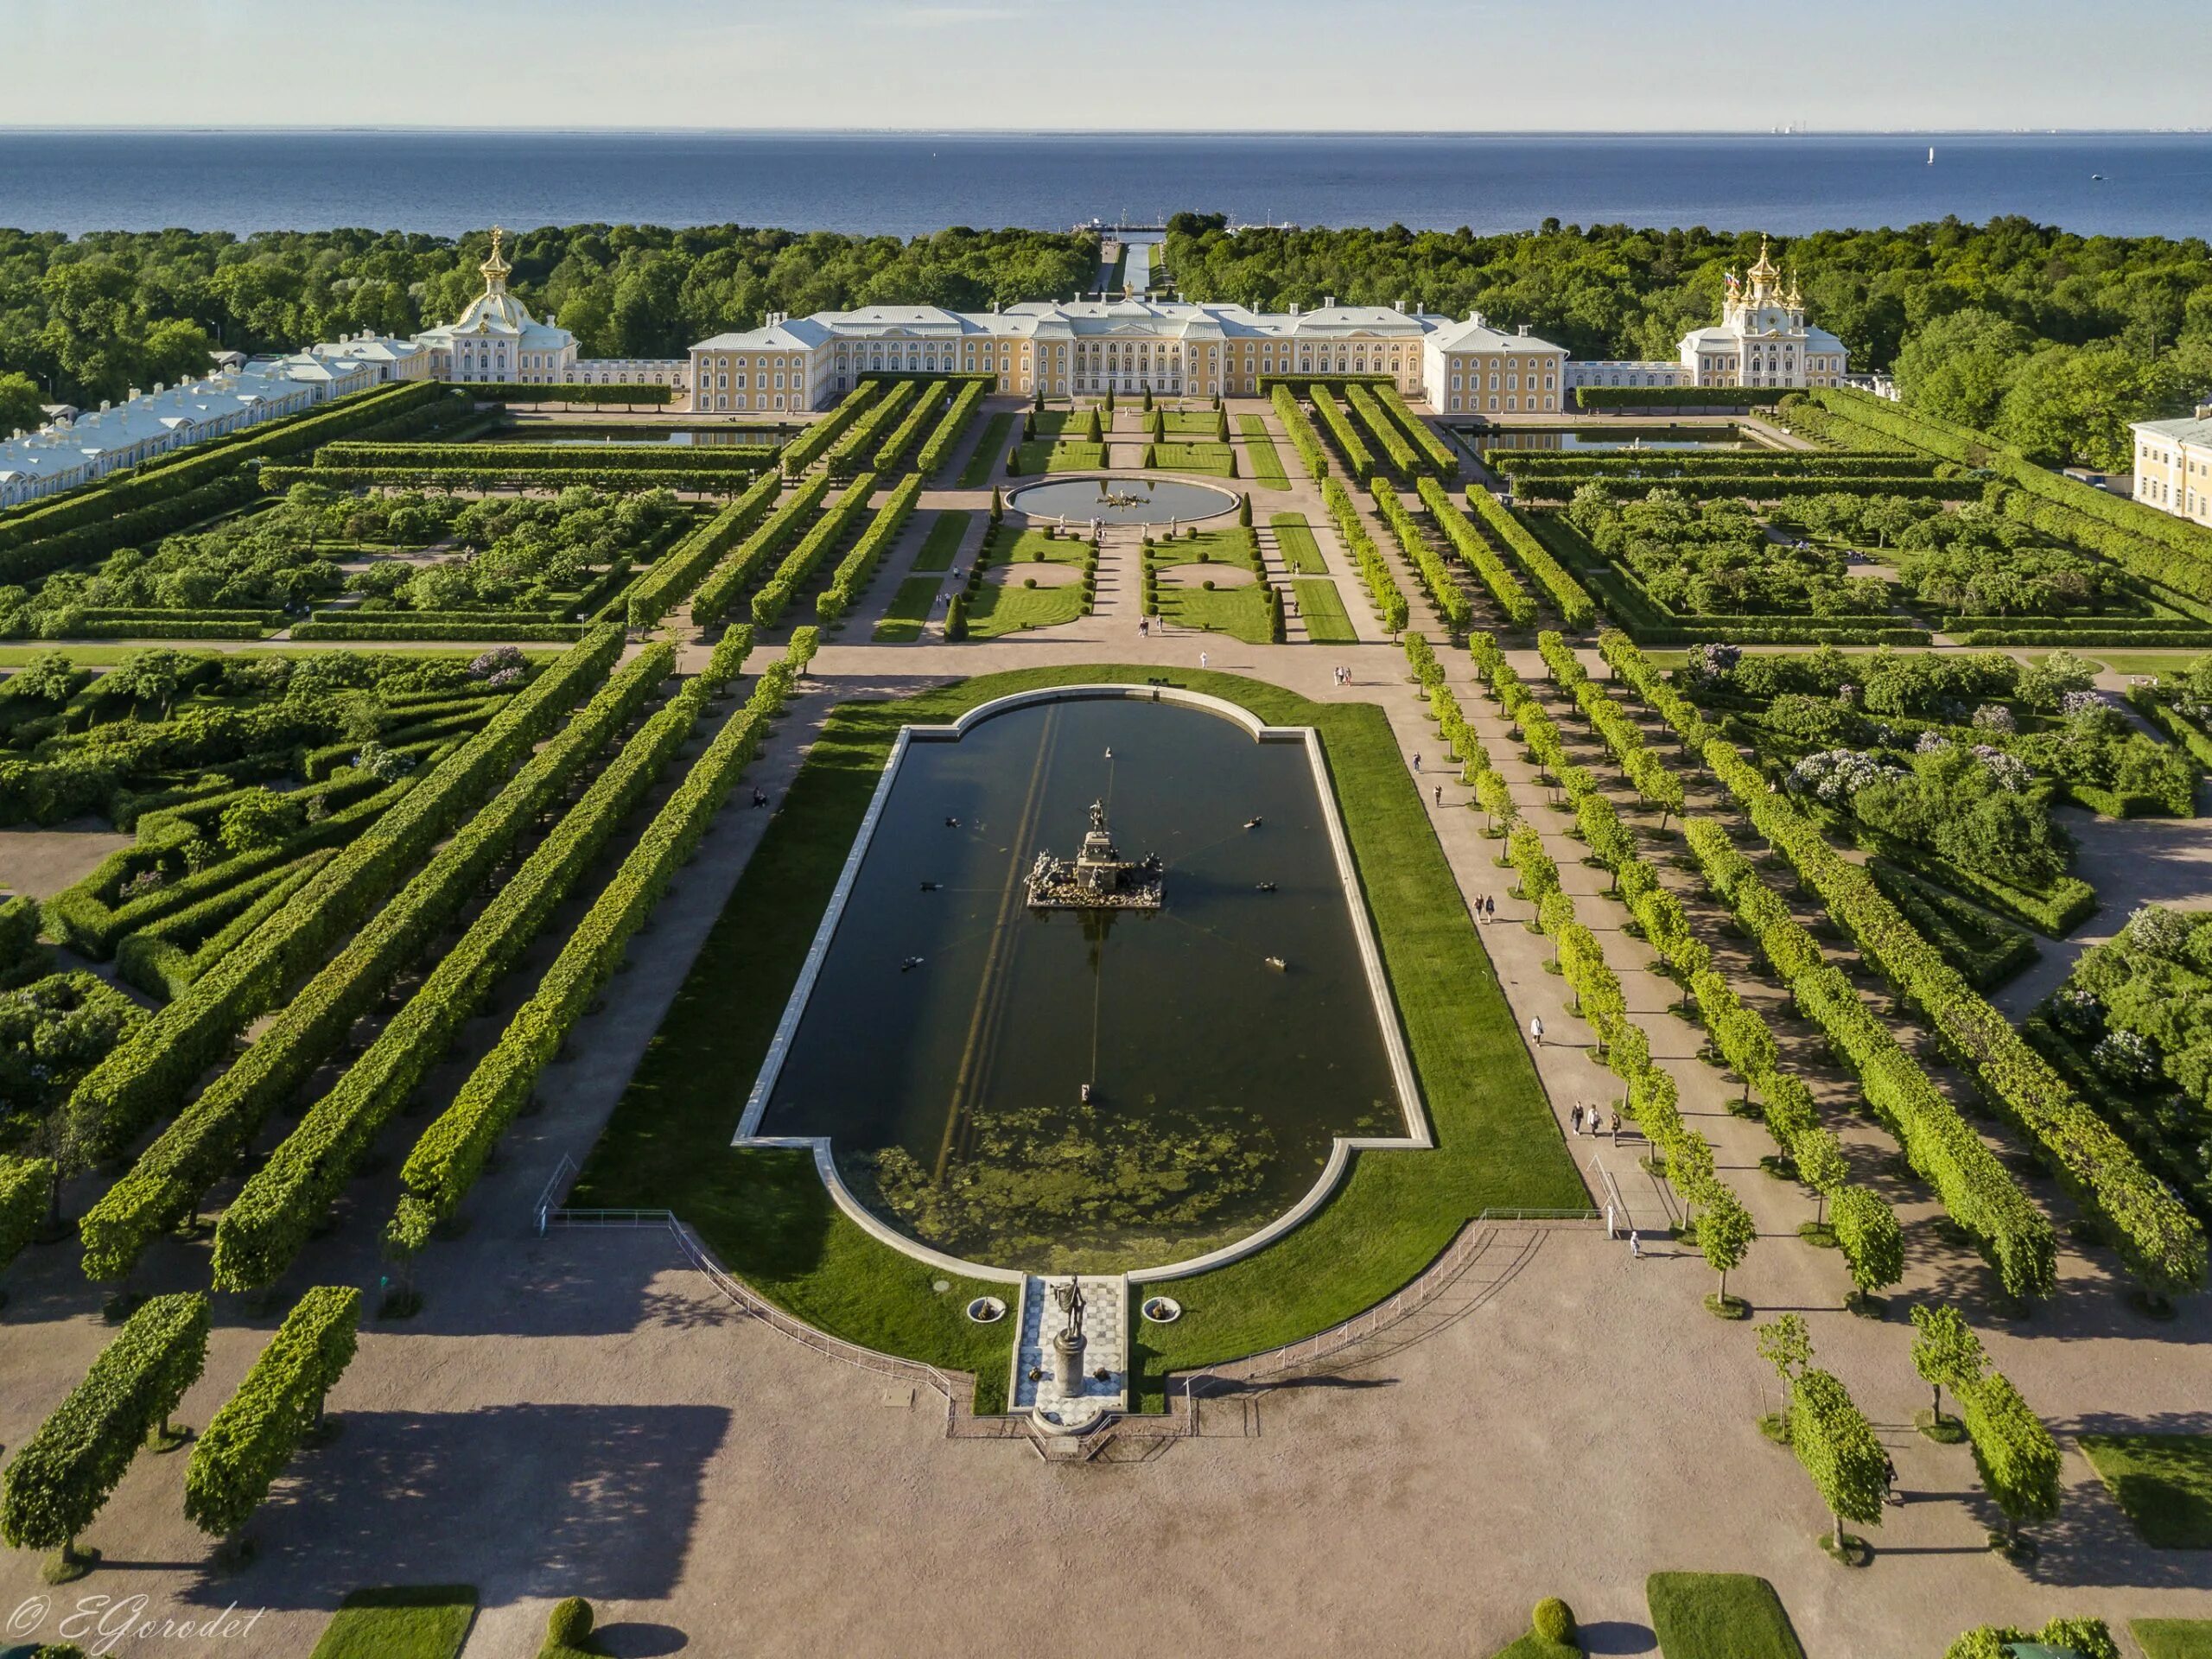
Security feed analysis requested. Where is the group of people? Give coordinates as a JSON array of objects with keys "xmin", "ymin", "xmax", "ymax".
[
  {"xmin": 1474, "ymin": 894, "xmax": 1498, "ymax": 924},
  {"xmin": 1569, "ymin": 1103, "xmax": 1622, "ymax": 1141},
  {"xmin": 1331, "ymin": 665, "xmax": 1353, "ymax": 688}
]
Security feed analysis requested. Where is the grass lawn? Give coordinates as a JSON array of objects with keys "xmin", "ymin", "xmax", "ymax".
[
  {"xmin": 1155, "ymin": 582, "xmax": 1271, "ymax": 643},
  {"xmin": 911, "ymin": 511, "xmax": 969, "ymax": 572},
  {"xmin": 1645, "ymin": 1573, "xmax": 1805, "ymax": 1659},
  {"xmin": 1238, "ymin": 416, "xmax": 1289, "ymax": 487},
  {"xmin": 968, "ymin": 579, "xmax": 1086, "ymax": 637},
  {"xmin": 2135, "ymin": 1620, "xmax": 2212, "ymax": 1658},
  {"xmin": 2082, "ymin": 1433, "xmax": 2212, "ymax": 1547},
  {"xmin": 1164, "ymin": 410, "xmax": 1226, "ymax": 436},
  {"xmin": 1490, "ymin": 1637, "xmax": 1577, "ymax": 1659},
  {"xmin": 1294, "ymin": 579, "xmax": 1357, "ymax": 643},
  {"xmin": 308, "ymin": 1586, "xmax": 477, "ymax": 1659},
  {"xmin": 957, "ymin": 413, "xmax": 1014, "ymax": 487},
  {"xmin": 580, "ymin": 667, "xmax": 1575, "ymax": 1412},
  {"xmin": 1015, "ymin": 439, "xmax": 1107, "ymax": 474},
  {"xmin": 1147, "ymin": 527, "xmax": 1253, "ymax": 570},
  {"xmin": 1147, "ymin": 441, "xmax": 1236, "ymax": 477},
  {"xmin": 1271, "ymin": 512, "xmax": 1328, "ymax": 575},
  {"xmin": 872, "ymin": 576, "xmax": 942, "ymax": 643},
  {"xmin": 2039, "ymin": 651, "xmax": 2211, "ymax": 676}
]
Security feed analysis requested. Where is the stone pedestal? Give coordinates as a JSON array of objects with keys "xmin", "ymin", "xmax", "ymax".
[{"xmin": 1052, "ymin": 1330, "xmax": 1087, "ymax": 1395}]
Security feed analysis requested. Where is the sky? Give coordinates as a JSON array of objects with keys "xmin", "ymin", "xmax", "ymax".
[{"xmin": 13, "ymin": 0, "xmax": 2209, "ymax": 132}]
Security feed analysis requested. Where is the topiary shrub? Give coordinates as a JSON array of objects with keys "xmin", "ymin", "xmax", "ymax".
[
  {"xmin": 1532, "ymin": 1598, "xmax": 1577, "ymax": 1643},
  {"xmin": 543, "ymin": 1596, "xmax": 594, "ymax": 1652}
]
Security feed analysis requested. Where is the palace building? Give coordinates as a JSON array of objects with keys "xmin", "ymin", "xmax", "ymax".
[
  {"xmin": 687, "ymin": 298, "xmax": 1569, "ymax": 415},
  {"xmin": 1564, "ymin": 238, "xmax": 1849, "ymax": 393},
  {"xmin": 2130, "ymin": 410, "xmax": 2212, "ymax": 526}
]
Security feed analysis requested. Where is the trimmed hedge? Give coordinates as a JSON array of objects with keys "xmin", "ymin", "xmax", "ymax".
[
  {"xmin": 817, "ymin": 474, "xmax": 923, "ymax": 622},
  {"xmin": 1344, "ymin": 383, "xmax": 1421, "ymax": 479},
  {"xmin": 1956, "ymin": 1368, "xmax": 2062, "ymax": 1539},
  {"xmin": 63, "ymin": 629, "xmax": 622, "ymax": 1166},
  {"xmin": 470, "ymin": 383, "xmax": 674, "ymax": 405},
  {"xmin": 870, "ymin": 382, "xmax": 943, "ymax": 474},
  {"xmin": 1491, "ymin": 451, "xmax": 1935, "ymax": 481},
  {"xmin": 266, "ymin": 463, "xmax": 761, "ymax": 495},
  {"xmin": 753, "ymin": 472, "xmax": 877, "ymax": 626},
  {"xmin": 778, "ymin": 382, "xmax": 879, "ymax": 476},
  {"xmin": 0, "ymin": 1155, "xmax": 51, "ymax": 1274},
  {"xmin": 1374, "ymin": 384, "xmax": 1459, "ymax": 475},
  {"xmin": 689, "ymin": 471, "xmax": 833, "ymax": 627},
  {"xmin": 1308, "ymin": 386, "xmax": 1377, "ymax": 484},
  {"xmin": 1372, "ymin": 484, "xmax": 1472, "ymax": 633},
  {"xmin": 917, "ymin": 379, "xmax": 986, "ymax": 480},
  {"xmin": 1270, "ymin": 385, "xmax": 1329, "ymax": 484},
  {"xmin": 77, "ymin": 641, "xmax": 667, "ymax": 1281},
  {"xmin": 1606, "ymin": 631, "xmax": 2202, "ymax": 1299},
  {"xmin": 624, "ymin": 470, "xmax": 782, "ymax": 630},
  {"xmin": 318, "ymin": 442, "xmax": 773, "ymax": 473},
  {"xmin": 1320, "ymin": 477, "xmax": 1408, "ymax": 636},
  {"xmin": 390, "ymin": 635, "xmax": 812, "ymax": 1246},
  {"xmin": 1574, "ymin": 385, "xmax": 1794, "ymax": 410},
  {"xmin": 0, "ymin": 1293, "xmax": 209, "ymax": 1554},
  {"xmin": 1434, "ymin": 481, "xmax": 1592, "ymax": 628},
  {"xmin": 288, "ymin": 616, "xmax": 583, "ymax": 642},
  {"xmin": 826, "ymin": 381, "xmax": 918, "ymax": 475},
  {"xmin": 182, "ymin": 1286, "xmax": 360, "ymax": 1541}
]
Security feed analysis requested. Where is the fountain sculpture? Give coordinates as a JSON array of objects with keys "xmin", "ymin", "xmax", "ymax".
[{"xmin": 1025, "ymin": 800, "xmax": 1163, "ymax": 911}]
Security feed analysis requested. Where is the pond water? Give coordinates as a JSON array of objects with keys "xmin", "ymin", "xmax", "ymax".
[
  {"xmin": 1471, "ymin": 424, "xmax": 1757, "ymax": 453},
  {"xmin": 757, "ymin": 696, "xmax": 1405, "ymax": 1273},
  {"xmin": 507, "ymin": 428, "xmax": 787, "ymax": 448},
  {"xmin": 1009, "ymin": 476, "xmax": 1236, "ymax": 527}
]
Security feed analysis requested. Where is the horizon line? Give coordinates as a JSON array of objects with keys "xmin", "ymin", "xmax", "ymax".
[{"xmin": 0, "ymin": 124, "xmax": 2206, "ymax": 138}]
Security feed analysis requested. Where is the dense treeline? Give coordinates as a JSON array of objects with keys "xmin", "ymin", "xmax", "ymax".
[
  {"xmin": 0, "ymin": 225, "xmax": 1100, "ymax": 408},
  {"xmin": 1166, "ymin": 213, "xmax": 2212, "ymax": 467}
]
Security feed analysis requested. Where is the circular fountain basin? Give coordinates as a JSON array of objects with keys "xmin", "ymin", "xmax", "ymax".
[
  {"xmin": 1009, "ymin": 476, "xmax": 1236, "ymax": 527},
  {"xmin": 965, "ymin": 1296, "xmax": 1007, "ymax": 1324}
]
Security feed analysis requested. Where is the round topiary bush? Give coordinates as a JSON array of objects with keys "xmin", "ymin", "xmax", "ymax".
[
  {"xmin": 547, "ymin": 1597, "xmax": 594, "ymax": 1647},
  {"xmin": 1532, "ymin": 1598, "xmax": 1576, "ymax": 1643}
]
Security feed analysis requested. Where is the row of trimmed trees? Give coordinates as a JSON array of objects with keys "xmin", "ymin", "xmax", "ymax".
[
  {"xmin": 1759, "ymin": 1303, "xmax": 2061, "ymax": 1560},
  {"xmin": 0, "ymin": 1287, "xmax": 359, "ymax": 1580}
]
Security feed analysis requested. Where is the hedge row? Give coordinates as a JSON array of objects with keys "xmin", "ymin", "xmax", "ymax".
[
  {"xmin": 1510, "ymin": 472, "xmax": 1961, "ymax": 505},
  {"xmin": 918, "ymin": 379, "xmax": 986, "ymax": 479},
  {"xmin": 1308, "ymin": 386, "xmax": 1376, "ymax": 483},
  {"xmin": 1372, "ymin": 485, "xmax": 1472, "ymax": 633},
  {"xmin": 0, "ymin": 1292, "xmax": 209, "ymax": 1554},
  {"xmin": 753, "ymin": 472, "xmax": 878, "ymax": 627},
  {"xmin": 817, "ymin": 474, "xmax": 923, "ymax": 623},
  {"xmin": 62, "ymin": 629, "xmax": 622, "ymax": 1165},
  {"xmin": 0, "ymin": 380, "xmax": 442, "ymax": 560},
  {"xmin": 778, "ymin": 382, "xmax": 878, "ymax": 475},
  {"xmin": 2127, "ymin": 687, "xmax": 2212, "ymax": 772},
  {"xmin": 1415, "ymin": 479, "xmax": 1542, "ymax": 626},
  {"xmin": 76, "ymin": 641, "xmax": 667, "ymax": 1281},
  {"xmin": 0, "ymin": 472, "xmax": 260, "ymax": 588},
  {"xmin": 870, "ymin": 381, "xmax": 943, "ymax": 474},
  {"xmin": 318, "ymin": 442, "xmax": 774, "ymax": 473},
  {"xmin": 1269, "ymin": 385, "xmax": 1330, "ymax": 485},
  {"xmin": 207, "ymin": 638, "xmax": 750, "ymax": 1292},
  {"xmin": 1374, "ymin": 384, "xmax": 1459, "ymax": 475},
  {"xmin": 1787, "ymin": 1366, "xmax": 1889, "ymax": 1542},
  {"xmin": 690, "ymin": 471, "xmax": 834, "ymax": 627},
  {"xmin": 0, "ymin": 1155, "xmax": 51, "ymax": 1274},
  {"xmin": 1573, "ymin": 385, "xmax": 1795, "ymax": 410},
  {"xmin": 470, "ymin": 383, "xmax": 675, "ymax": 405},
  {"xmin": 264, "ymin": 464, "xmax": 762, "ymax": 496},
  {"xmin": 1440, "ymin": 483, "xmax": 1597, "ymax": 629},
  {"xmin": 1344, "ymin": 384, "xmax": 1422, "ymax": 479},
  {"xmin": 1852, "ymin": 824, "xmax": 2098, "ymax": 938},
  {"xmin": 288, "ymin": 617, "xmax": 583, "ymax": 642},
  {"xmin": 118, "ymin": 852, "xmax": 338, "ymax": 1001},
  {"xmin": 1994, "ymin": 486, "xmax": 2212, "ymax": 620},
  {"xmin": 828, "ymin": 381, "xmax": 918, "ymax": 473},
  {"xmin": 183, "ymin": 1286, "xmax": 360, "ymax": 1541},
  {"xmin": 390, "ymin": 632, "xmax": 812, "ymax": 1247},
  {"xmin": 1491, "ymin": 450, "xmax": 1934, "ymax": 480},
  {"xmin": 1606, "ymin": 630, "xmax": 2202, "ymax": 1298},
  {"xmin": 1320, "ymin": 477, "xmax": 1408, "ymax": 636},
  {"xmin": 1956, "ymin": 1367, "xmax": 2063, "ymax": 1538},
  {"xmin": 624, "ymin": 470, "xmax": 783, "ymax": 630}
]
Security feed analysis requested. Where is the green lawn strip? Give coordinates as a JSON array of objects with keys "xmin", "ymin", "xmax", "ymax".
[
  {"xmin": 2051, "ymin": 651, "xmax": 2212, "ymax": 676},
  {"xmin": 1238, "ymin": 416, "xmax": 1290, "ymax": 488},
  {"xmin": 1128, "ymin": 694, "xmax": 1580, "ymax": 1404},
  {"xmin": 1491, "ymin": 1637, "xmax": 1578, "ymax": 1659},
  {"xmin": 873, "ymin": 577, "xmax": 943, "ymax": 643},
  {"xmin": 951, "ymin": 413, "xmax": 1013, "ymax": 488},
  {"xmin": 1645, "ymin": 1573, "xmax": 1806, "ymax": 1659},
  {"xmin": 911, "ymin": 511, "xmax": 969, "ymax": 572},
  {"xmin": 968, "ymin": 579, "xmax": 1086, "ymax": 637},
  {"xmin": 578, "ymin": 667, "xmax": 1574, "ymax": 1414},
  {"xmin": 1015, "ymin": 439, "xmax": 1107, "ymax": 474},
  {"xmin": 2135, "ymin": 1619, "xmax": 2212, "ymax": 1658},
  {"xmin": 1271, "ymin": 512, "xmax": 1328, "ymax": 575},
  {"xmin": 1293, "ymin": 579, "xmax": 1357, "ymax": 643},
  {"xmin": 1147, "ymin": 527, "xmax": 1250, "ymax": 570},
  {"xmin": 1147, "ymin": 442, "xmax": 1236, "ymax": 477},
  {"xmin": 309, "ymin": 1586, "xmax": 478, "ymax": 1659},
  {"xmin": 1155, "ymin": 582, "xmax": 1271, "ymax": 643},
  {"xmin": 2082, "ymin": 1433, "xmax": 2212, "ymax": 1547},
  {"xmin": 1164, "ymin": 410, "xmax": 1224, "ymax": 436},
  {"xmin": 997, "ymin": 526, "xmax": 1090, "ymax": 568}
]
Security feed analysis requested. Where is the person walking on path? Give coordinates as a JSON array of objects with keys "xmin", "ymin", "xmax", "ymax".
[
  {"xmin": 1529, "ymin": 1015, "xmax": 1544, "ymax": 1046},
  {"xmin": 1433, "ymin": 784, "xmax": 1442, "ymax": 806},
  {"xmin": 1199, "ymin": 650, "xmax": 1209, "ymax": 671},
  {"xmin": 1629, "ymin": 1230, "xmax": 1643, "ymax": 1260},
  {"xmin": 1412, "ymin": 753, "xmax": 1422, "ymax": 773},
  {"xmin": 1485, "ymin": 895, "xmax": 1497, "ymax": 922},
  {"xmin": 1570, "ymin": 1104, "xmax": 1584, "ymax": 1135},
  {"xmin": 1611, "ymin": 1110, "xmax": 1622, "ymax": 1142}
]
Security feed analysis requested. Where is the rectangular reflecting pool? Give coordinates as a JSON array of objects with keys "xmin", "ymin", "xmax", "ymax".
[
  {"xmin": 750, "ymin": 693, "xmax": 1416, "ymax": 1274},
  {"xmin": 1466, "ymin": 423, "xmax": 1759, "ymax": 452}
]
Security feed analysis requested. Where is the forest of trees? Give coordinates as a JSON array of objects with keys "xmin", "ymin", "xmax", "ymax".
[
  {"xmin": 2, "ymin": 214, "xmax": 2206, "ymax": 468},
  {"xmin": 1163, "ymin": 213, "xmax": 2212, "ymax": 470}
]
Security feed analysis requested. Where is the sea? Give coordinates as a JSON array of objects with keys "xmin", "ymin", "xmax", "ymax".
[{"xmin": 0, "ymin": 130, "xmax": 2208, "ymax": 240}]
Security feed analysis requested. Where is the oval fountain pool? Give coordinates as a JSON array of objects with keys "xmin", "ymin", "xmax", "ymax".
[{"xmin": 1009, "ymin": 476, "xmax": 1236, "ymax": 527}]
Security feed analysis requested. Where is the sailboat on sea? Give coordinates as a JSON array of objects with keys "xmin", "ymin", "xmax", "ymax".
[{"xmin": 1927, "ymin": 146, "xmax": 1936, "ymax": 165}]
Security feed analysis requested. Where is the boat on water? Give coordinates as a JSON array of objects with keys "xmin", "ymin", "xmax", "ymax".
[{"xmin": 1927, "ymin": 146, "xmax": 1936, "ymax": 165}]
